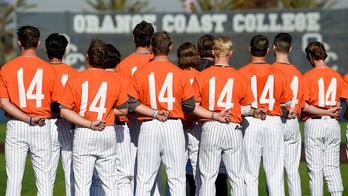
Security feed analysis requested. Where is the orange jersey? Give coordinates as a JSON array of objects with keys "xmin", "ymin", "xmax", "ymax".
[
  {"xmin": 58, "ymin": 69, "xmax": 128, "ymax": 126},
  {"xmin": 302, "ymin": 67, "xmax": 348, "ymax": 120},
  {"xmin": 52, "ymin": 63, "xmax": 78, "ymax": 95},
  {"xmin": 272, "ymin": 62, "xmax": 304, "ymax": 116},
  {"xmin": 128, "ymin": 61, "xmax": 194, "ymax": 120},
  {"xmin": 182, "ymin": 68, "xmax": 200, "ymax": 121},
  {"xmin": 0, "ymin": 56, "xmax": 58, "ymax": 118},
  {"xmin": 183, "ymin": 68, "xmax": 200, "ymax": 85},
  {"xmin": 116, "ymin": 53, "xmax": 154, "ymax": 83},
  {"xmin": 108, "ymin": 71, "xmax": 130, "ymax": 124},
  {"xmin": 193, "ymin": 65, "xmax": 254, "ymax": 123},
  {"xmin": 238, "ymin": 63, "xmax": 292, "ymax": 116}
]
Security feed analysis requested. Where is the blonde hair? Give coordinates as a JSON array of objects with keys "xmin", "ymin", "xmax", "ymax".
[{"xmin": 213, "ymin": 36, "xmax": 232, "ymax": 57}]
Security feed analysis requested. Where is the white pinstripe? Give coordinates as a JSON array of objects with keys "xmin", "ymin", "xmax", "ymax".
[
  {"xmin": 135, "ymin": 119, "xmax": 186, "ymax": 196},
  {"xmin": 242, "ymin": 116, "xmax": 285, "ymax": 196},
  {"xmin": 304, "ymin": 117, "xmax": 343, "ymax": 196},
  {"xmin": 73, "ymin": 126, "xmax": 117, "ymax": 196},
  {"xmin": 5, "ymin": 119, "xmax": 52, "ymax": 196},
  {"xmin": 198, "ymin": 121, "xmax": 244, "ymax": 196},
  {"xmin": 184, "ymin": 121, "xmax": 202, "ymax": 178},
  {"xmin": 282, "ymin": 117, "xmax": 302, "ymax": 196},
  {"xmin": 49, "ymin": 118, "xmax": 75, "ymax": 196},
  {"xmin": 115, "ymin": 123, "xmax": 133, "ymax": 195}
]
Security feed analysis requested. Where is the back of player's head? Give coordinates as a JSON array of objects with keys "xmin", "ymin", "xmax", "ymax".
[
  {"xmin": 45, "ymin": 33, "xmax": 68, "ymax": 60},
  {"xmin": 213, "ymin": 36, "xmax": 232, "ymax": 57},
  {"xmin": 17, "ymin": 25, "xmax": 40, "ymax": 50},
  {"xmin": 197, "ymin": 34, "xmax": 215, "ymax": 58},
  {"xmin": 273, "ymin": 33, "xmax": 292, "ymax": 53},
  {"xmin": 103, "ymin": 44, "xmax": 121, "ymax": 69},
  {"xmin": 151, "ymin": 31, "xmax": 172, "ymax": 56},
  {"xmin": 177, "ymin": 42, "xmax": 199, "ymax": 70},
  {"xmin": 87, "ymin": 39, "xmax": 109, "ymax": 68},
  {"xmin": 250, "ymin": 34, "xmax": 269, "ymax": 57},
  {"xmin": 305, "ymin": 41, "xmax": 327, "ymax": 61},
  {"xmin": 133, "ymin": 21, "xmax": 154, "ymax": 48}
]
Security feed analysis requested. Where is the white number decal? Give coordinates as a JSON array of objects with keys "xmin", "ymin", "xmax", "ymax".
[
  {"xmin": 61, "ymin": 74, "xmax": 69, "ymax": 87},
  {"xmin": 148, "ymin": 72, "xmax": 176, "ymax": 110},
  {"xmin": 209, "ymin": 77, "xmax": 234, "ymax": 110},
  {"xmin": 17, "ymin": 68, "xmax": 45, "ymax": 108},
  {"xmin": 251, "ymin": 75, "xmax": 275, "ymax": 110},
  {"xmin": 318, "ymin": 78, "xmax": 337, "ymax": 107},
  {"xmin": 80, "ymin": 81, "xmax": 107, "ymax": 119},
  {"xmin": 131, "ymin": 66, "xmax": 137, "ymax": 76},
  {"xmin": 290, "ymin": 76, "xmax": 299, "ymax": 108}
]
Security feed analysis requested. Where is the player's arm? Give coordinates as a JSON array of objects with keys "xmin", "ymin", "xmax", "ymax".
[
  {"xmin": 0, "ymin": 97, "xmax": 45, "ymax": 126},
  {"xmin": 185, "ymin": 95, "xmax": 230, "ymax": 123},
  {"xmin": 128, "ymin": 95, "xmax": 169, "ymax": 121},
  {"xmin": 113, "ymin": 101, "xmax": 128, "ymax": 117},
  {"xmin": 59, "ymin": 105, "xmax": 106, "ymax": 131},
  {"xmin": 302, "ymin": 102, "xmax": 341, "ymax": 117}
]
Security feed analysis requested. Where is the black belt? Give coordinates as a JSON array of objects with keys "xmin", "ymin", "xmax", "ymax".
[
  {"xmin": 142, "ymin": 118, "xmax": 180, "ymax": 122},
  {"xmin": 311, "ymin": 116, "xmax": 334, "ymax": 119},
  {"xmin": 115, "ymin": 121, "xmax": 126, "ymax": 125}
]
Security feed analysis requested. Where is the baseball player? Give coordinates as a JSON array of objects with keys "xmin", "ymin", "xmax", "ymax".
[
  {"xmin": 193, "ymin": 35, "xmax": 255, "ymax": 196},
  {"xmin": 176, "ymin": 42, "xmax": 201, "ymax": 196},
  {"xmin": 128, "ymin": 31, "xmax": 230, "ymax": 196},
  {"xmin": 0, "ymin": 26, "xmax": 57, "ymax": 196},
  {"xmin": 271, "ymin": 33, "xmax": 304, "ymax": 196},
  {"xmin": 343, "ymin": 73, "xmax": 348, "ymax": 159},
  {"xmin": 115, "ymin": 20, "xmax": 158, "ymax": 194},
  {"xmin": 302, "ymin": 41, "xmax": 347, "ymax": 196},
  {"xmin": 58, "ymin": 39, "xmax": 129, "ymax": 195},
  {"xmin": 44, "ymin": 33, "xmax": 78, "ymax": 196},
  {"xmin": 238, "ymin": 34, "xmax": 293, "ymax": 196},
  {"xmin": 107, "ymin": 43, "xmax": 135, "ymax": 195}
]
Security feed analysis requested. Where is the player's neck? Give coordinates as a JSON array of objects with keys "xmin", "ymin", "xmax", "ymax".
[
  {"xmin": 153, "ymin": 55, "xmax": 169, "ymax": 62},
  {"xmin": 49, "ymin": 58, "xmax": 63, "ymax": 64},
  {"xmin": 275, "ymin": 54, "xmax": 290, "ymax": 64},
  {"xmin": 105, "ymin": 68, "xmax": 116, "ymax": 72},
  {"xmin": 251, "ymin": 56, "xmax": 267, "ymax": 64},
  {"xmin": 214, "ymin": 58, "xmax": 229, "ymax": 67},
  {"xmin": 21, "ymin": 49, "xmax": 38, "ymax": 58},
  {"xmin": 313, "ymin": 60, "xmax": 328, "ymax": 68},
  {"xmin": 135, "ymin": 46, "xmax": 151, "ymax": 54}
]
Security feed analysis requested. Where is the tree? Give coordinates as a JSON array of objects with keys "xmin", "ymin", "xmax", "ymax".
[
  {"xmin": 86, "ymin": 0, "xmax": 151, "ymax": 12},
  {"xmin": 280, "ymin": 0, "xmax": 337, "ymax": 9},
  {"xmin": 0, "ymin": 0, "xmax": 36, "ymax": 65},
  {"xmin": 181, "ymin": 0, "xmax": 336, "ymax": 11}
]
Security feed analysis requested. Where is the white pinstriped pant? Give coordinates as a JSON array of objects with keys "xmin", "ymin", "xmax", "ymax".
[
  {"xmin": 282, "ymin": 117, "xmax": 302, "ymax": 196},
  {"xmin": 241, "ymin": 116, "xmax": 285, "ymax": 196},
  {"xmin": 73, "ymin": 126, "xmax": 117, "ymax": 196},
  {"xmin": 135, "ymin": 119, "xmax": 186, "ymax": 196},
  {"xmin": 49, "ymin": 118, "xmax": 75, "ymax": 196},
  {"xmin": 304, "ymin": 117, "xmax": 343, "ymax": 196},
  {"xmin": 90, "ymin": 123, "xmax": 133, "ymax": 196},
  {"xmin": 198, "ymin": 121, "xmax": 244, "ymax": 196},
  {"xmin": 5, "ymin": 119, "xmax": 52, "ymax": 196}
]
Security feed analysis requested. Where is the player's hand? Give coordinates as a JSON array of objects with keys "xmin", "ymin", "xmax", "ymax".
[
  {"xmin": 216, "ymin": 109, "xmax": 231, "ymax": 123},
  {"xmin": 327, "ymin": 106, "xmax": 342, "ymax": 118},
  {"xmin": 30, "ymin": 116, "xmax": 46, "ymax": 127},
  {"xmin": 90, "ymin": 120, "xmax": 106, "ymax": 131},
  {"xmin": 253, "ymin": 108, "xmax": 267, "ymax": 120},
  {"xmin": 155, "ymin": 110, "xmax": 169, "ymax": 122},
  {"xmin": 287, "ymin": 108, "xmax": 298, "ymax": 119}
]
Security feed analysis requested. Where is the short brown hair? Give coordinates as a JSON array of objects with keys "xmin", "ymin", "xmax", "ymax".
[
  {"xmin": 177, "ymin": 42, "xmax": 199, "ymax": 70},
  {"xmin": 151, "ymin": 31, "xmax": 172, "ymax": 56},
  {"xmin": 197, "ymin": 34, "xmax": 215, "ymax": 58},
  {"xmin": 305, "ymin": 41, "xmax": 327, "ymax": 61},
  {"xmin": 87, "ymin": 39, "xmax": 109, "ymax": 68}
]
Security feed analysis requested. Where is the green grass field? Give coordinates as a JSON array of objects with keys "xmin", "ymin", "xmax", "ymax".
[{"xmin": 0, "ymin": 122, "xmax": 347, "ymax": 195}]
